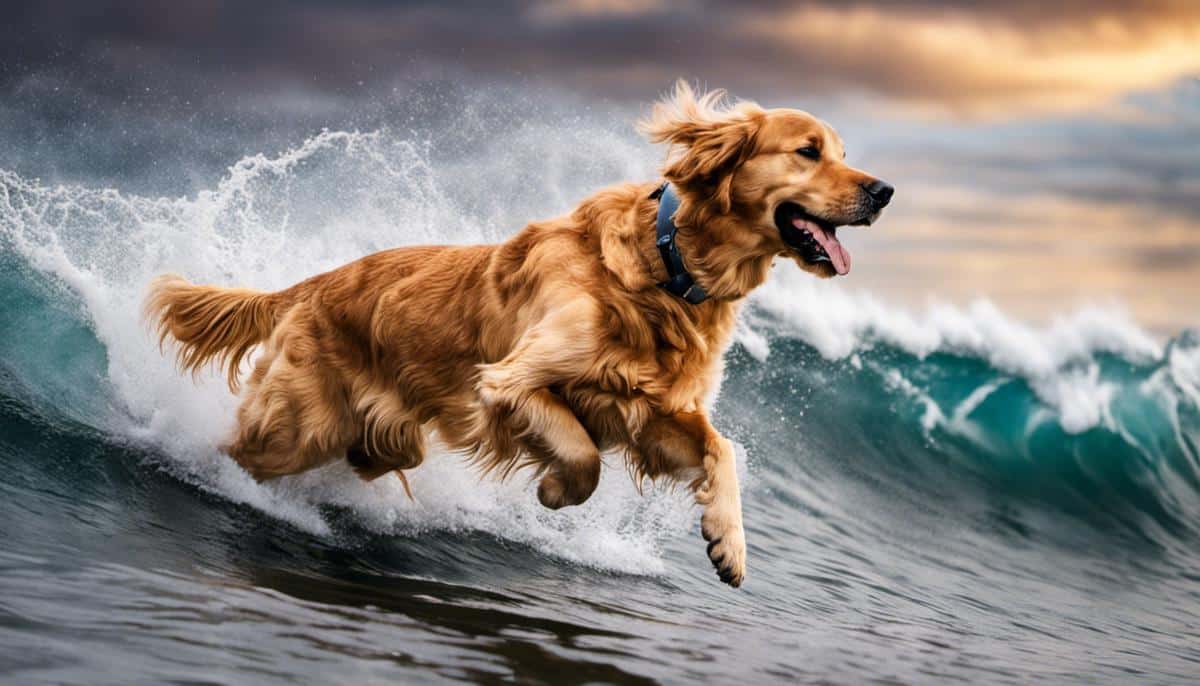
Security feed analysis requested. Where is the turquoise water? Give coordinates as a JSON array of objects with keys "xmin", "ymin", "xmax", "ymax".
[{"xmin": 1, "ymin": 129, "xmax": 1198, "ymax": 683}]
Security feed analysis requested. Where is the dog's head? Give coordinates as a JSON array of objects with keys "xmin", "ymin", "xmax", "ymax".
[{"xmin": 641, "ymin": 82, "xmax": 892, "ymax": 279}]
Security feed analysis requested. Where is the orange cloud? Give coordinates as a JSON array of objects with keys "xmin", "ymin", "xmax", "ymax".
[{"xmin": 742, "ymin": 5, "xmax": 1200, "ymax": 115}]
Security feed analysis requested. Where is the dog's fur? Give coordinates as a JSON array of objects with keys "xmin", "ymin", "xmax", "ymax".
[{"xmin": 145, "ymin": 83, "xmax": 890, "ymax": 587}]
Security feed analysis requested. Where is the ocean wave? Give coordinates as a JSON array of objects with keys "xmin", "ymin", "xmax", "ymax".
[
  {"xmin": 2, "ymin": 128, "xmax": 1197, "ymax": 569},
  {"xmin": 0, "ymin": 133, "xmax": 695, "ymax": 574},
  {"xmin": 721, "ymin": 329, "xmax": 1200, "ymax": 549},
  {"xmin": 743, "ymin": 266, "xmax": 1189, "ymax": 434}
]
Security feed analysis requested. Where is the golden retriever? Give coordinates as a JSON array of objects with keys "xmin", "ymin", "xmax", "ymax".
[{"xmin": 145, "ymin": 82, "xmax": 892, "ymax": 587}]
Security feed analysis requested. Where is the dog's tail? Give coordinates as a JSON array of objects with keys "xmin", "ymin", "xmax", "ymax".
[{"xmin": 144, "ymin": 274, "xmax": 292, "ymax": 391}]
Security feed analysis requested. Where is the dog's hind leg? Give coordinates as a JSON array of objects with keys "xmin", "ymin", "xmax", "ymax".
[
  {"xmin": 345, "ymin": 434, "xmax": 423, "ymax": 480},
  {"xmin": 224, "ymin": 310, "xmax": 356, "ymax": 480},
  {"xmin": 476, "ymin": 300, "xmax": 603, "ymax": 509},
  {"xmin": 346, "ymin": 391, "xmax": 426, "ymax": 496}
]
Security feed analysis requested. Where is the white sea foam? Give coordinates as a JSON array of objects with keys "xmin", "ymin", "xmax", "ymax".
[
  {"xmin": 1169, "ymin": 337, "xmax": 1200, "ymax": 411},
  {"xmin": 745, "ymin": 264, "xmax": 1167, "ymax": 433}
]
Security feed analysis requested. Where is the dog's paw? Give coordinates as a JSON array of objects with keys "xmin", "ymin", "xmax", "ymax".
[
  {"xmin": 537, "ymin": 460, "xmax": 601, "ymax": 510},
  {"xmin": 701, "ymin": 498, "xmax": 746, "ymax": 588}
]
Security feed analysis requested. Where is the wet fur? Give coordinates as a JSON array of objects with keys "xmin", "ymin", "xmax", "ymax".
[{"xmin": 145, "ymin": 82, "xmax": 888, "ymax": 587}]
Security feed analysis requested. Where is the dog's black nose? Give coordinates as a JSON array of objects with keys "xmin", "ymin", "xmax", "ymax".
[{"xmin": 863, "ymin": 179, "xmax": 894, "ymax": 209}]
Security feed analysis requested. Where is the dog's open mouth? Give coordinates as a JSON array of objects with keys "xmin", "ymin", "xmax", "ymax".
[{"xmin": 774, "ymin": 202, "xmax": 851, "ymax": 276}]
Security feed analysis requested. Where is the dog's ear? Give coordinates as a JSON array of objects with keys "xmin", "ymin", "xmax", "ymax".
[{"xmin": 639, "ymin": 81, "xmax": 763, "ymax": 214}]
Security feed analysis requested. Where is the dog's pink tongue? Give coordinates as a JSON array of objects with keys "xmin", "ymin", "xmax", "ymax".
[{"xmin": 794, "ymin": 219, "xmax": 851, "ymax": 275}]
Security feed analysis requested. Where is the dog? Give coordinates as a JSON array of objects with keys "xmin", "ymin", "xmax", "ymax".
[{"xmin": 145, "ymin": 82, "xmax": 892, "ymax": 587}]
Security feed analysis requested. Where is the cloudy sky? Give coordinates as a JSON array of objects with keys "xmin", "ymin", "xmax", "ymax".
[{"xmin": 3, "ymin": 1, "xmax": 1198, "ymax": 332}]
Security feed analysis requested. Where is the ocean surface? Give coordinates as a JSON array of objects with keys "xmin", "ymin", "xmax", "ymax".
[{"xmin": 1, "ymin": 113, "xmax": 1199, "ymax": 684}]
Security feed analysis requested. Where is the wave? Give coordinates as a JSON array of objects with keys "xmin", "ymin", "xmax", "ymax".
[
  {"xmin": 2, "ymin": 128, "xmax": 1198, "ymax": 574},
  {"xmin": 725, "ymin": 331, "xmax": 1200, "ymax": 550},
  {"xmin": 0, "ymin": 131, "xmax": 693, "ymax": 574},
  {"xmin": 735, "ymin": 264, "xmax": 1199, "ymax": 550}
]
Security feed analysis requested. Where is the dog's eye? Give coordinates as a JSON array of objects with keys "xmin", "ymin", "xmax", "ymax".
[{"xmin": 795, "ymin": 146, "xmax": 821, "ymax": 160}]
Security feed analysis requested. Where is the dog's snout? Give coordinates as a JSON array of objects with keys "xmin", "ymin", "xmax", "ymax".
[{"xmin": 862, "ymin": 179, "xmax": 894, "ymax": 209}]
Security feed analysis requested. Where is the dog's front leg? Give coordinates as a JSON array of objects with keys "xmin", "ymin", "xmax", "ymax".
[
  {"xmin": 637, "ymin": 411, "xmax": 746, "ymax": 587},
  {"xmin": 477, "ymin": 299, "xmax": 603, "ymax": 509}
]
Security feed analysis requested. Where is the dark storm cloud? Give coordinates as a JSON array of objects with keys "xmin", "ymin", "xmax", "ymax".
[{"xmin": 4, "ymin": 1, "xmax": 1198, "ymax": 109}]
